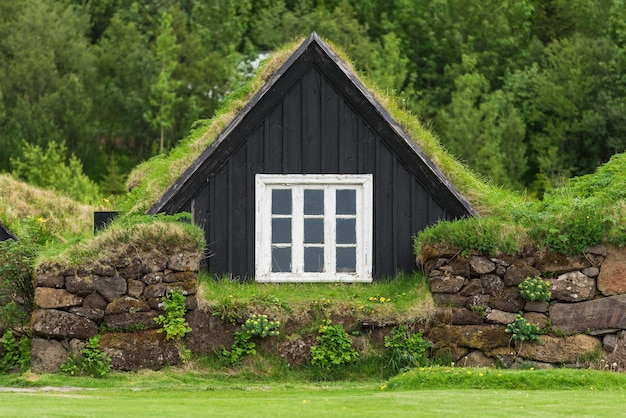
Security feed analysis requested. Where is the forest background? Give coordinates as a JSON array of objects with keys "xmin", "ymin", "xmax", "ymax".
[{"xmin": 1, "ymin": 0, "xmax": 625, "ymax": 204}]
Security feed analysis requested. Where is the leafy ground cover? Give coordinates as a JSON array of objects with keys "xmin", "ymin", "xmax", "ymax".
[{"xmin": 1, "ymin": 368, "xmax": 626, "ymax": 417}]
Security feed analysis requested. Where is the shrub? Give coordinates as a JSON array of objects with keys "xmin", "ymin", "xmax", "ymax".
[
  {"xmin": 518, "ymin": 277, "xmax": 551, "ymax": 302},
  {"xmin": 310, "ymin": 321, "xmax": 359, "ymax": 370},
  {"xmin": 384, "ymin": 325, "xmax": 433, "ymax": 375},
  {"xmin": 61, "ymin": 335, "xmax": 112, "ymax": 378},
  {"xmin": 154, "ymin": 289, "xmax": 192, "ymax": 340},
  {"xmin": 506, "ymin": 313, "xmax": 541, "ymax": 344},
  {"xmin": 0, "ymin": 331, "xmax": 30, "ymax": 373}
]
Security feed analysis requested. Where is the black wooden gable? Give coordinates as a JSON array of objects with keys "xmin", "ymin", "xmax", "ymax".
[
  {"xmin": 150, "ymin": 32, "xmax": 475, "ymax": 279},
  {"xmin": 0, "ymin": 220, "xmax": 17, "ymax": 242}
]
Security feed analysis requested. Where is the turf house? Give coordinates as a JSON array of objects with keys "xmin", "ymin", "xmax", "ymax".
[
  {"xmin": 0, "ymin": 220, "xmax": 17, "ymax": 242},
  {"xmin": 147, "ymin": 32, "xmax": 475, "ymax": 283}
]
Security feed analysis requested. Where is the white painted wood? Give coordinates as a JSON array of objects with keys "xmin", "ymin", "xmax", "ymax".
[{"xmin": 255, "ymin": 174, "xmax": 373, "ymax": 283}]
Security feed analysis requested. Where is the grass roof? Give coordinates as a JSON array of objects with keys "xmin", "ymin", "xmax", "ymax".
[{"xmin": 122, "ymin": 35, "xmax": 524, "ymax": 218}]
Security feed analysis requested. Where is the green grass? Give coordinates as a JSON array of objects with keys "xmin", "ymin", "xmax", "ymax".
[
  {"xmin": 199, "ymin": 271, "xmax": 435, "ymax": 325},
  {"xmin": 1, "ymin": 368, "xmax": 626, "ymax": 417}
]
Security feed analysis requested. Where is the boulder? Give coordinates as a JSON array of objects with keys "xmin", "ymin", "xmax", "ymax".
[
  {"xmin": 486, "ymin": 309, "xmax": 517, "ymax": 325},
  {"xmin": 141, "ymin": 251, "xmax": 168, "ymax": 274},
  {"xmin": 439, "ymin": 257, "xmax": 470, "ymax": 277},
  {"xmin": 430, "ymin": 274, "xmax": 465, "ymax": 293},
  {"xmin": 470, "ymin": 256, "xmax": 495, "ymax": 275},
  {"xmin": 103, "ymin": 310, "xmax": 160, "ymax": 331},
  {"xmin": 83, "ymin": 292, "xmax": 108, "ymax": 310},
  {"xmin": 185, "ymin": 310, "xmax": 240, "ymax": 356},
  {"xmin": 450, "ymin": 308, "xmax": 484, "ymax": 325},
  {"xmin": 488, "ymin": 287, "xmax": 525, "ymax": 313},
  {"xmin": 518, "ymin": 334, "xmax": 601, "ymax": 364},
  {"xmin": 105, "ymin": 297, "xmax": 151, "ymax": 315},
  {"xmin": 462, "ymin": 350, "xmax": 496, "ymax": 368},
  {"xmin": 167, "ymin": 252, "xmax": 199, "ymax": 272},
  {"xmin": 551, "ymin": 295, "xmax": 626, "ymax": 333},
  {"xmin": 503, "ymin": 263, "xmax": 540, "ymax": 287},
  {"xmin": 34, "ymin": 288, "xmax": 82, "ymax": 309},
  {"xmin": 94, "ymin": 275, "xmax": 127, "ymax": 302},
  {"xmin": 535, "ymin": 253, "xmax": 591, "ymax": 274},
  {"xmin": 100, "ymin": 330, "xmax": 180, "ymax": 371},
  {"xmin": 164, "ymin": 271, "xmax": 197, "ymax": 284},
  {"xmin": 30, "ymin": 338, "xmax": 68, "ymax": 373},
  {"xmin": 65, "ymin": 274, "xmax": 96, "ymax": 296},
  {"xmin": 141, "ymin": 272, "xmax": 165, "ymax": 285},
  {"xmin": 460, "ymin": 279, "xmax": 482, "ymax": 296},
  {"xmin": 69, "ymin": 306, "xmax": 105, "ymax": 322},
  {"xmin": 432, "ymin": 293, "xmax": 467, "ymax": 308},
  {"xmin": 524, "ymin": 300, "xmax": 548, "ymax": 313},
  {"xmin": 480, "ymin": 274, "xmax": 504, "ymax": 296},
  {"xmin": 35, "ymin": 275, "xmax": 65, "ymax": 289},
  {"xmin": 597, "ymin": 247, "xmax": 626, "ymax": 296},
  {"xmin": 127, "ymin": 280, "xmax": 145, "ymax": 298},
  {"xmin": 550, "ymin": 271, "xmax": 595, "ymax": 302},
  {"xmin": 524, "ymin": 312, "xmax": 548, "ymax": 329},
  {"xmin": 31, "ymin": 309, "xmax": 98, "ymax": 339}
]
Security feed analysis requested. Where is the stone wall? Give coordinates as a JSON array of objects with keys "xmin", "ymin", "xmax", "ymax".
[
  {"xmin": 422, "ymin": 243, "xmax": 626, "ymax": 368},
  {"xmin": 30, "ymin": 247, "xmax": 199, "ymax": 373}
]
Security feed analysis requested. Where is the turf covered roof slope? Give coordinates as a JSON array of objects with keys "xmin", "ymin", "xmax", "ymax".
[{"xmin": 123, "ymin": 33, "xmax": 522, "ymax": 218}]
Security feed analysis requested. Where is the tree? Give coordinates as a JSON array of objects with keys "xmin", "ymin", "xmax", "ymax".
[{"xmin": 144, "ymin": 12, "xmax": 181, "ymax": 153}]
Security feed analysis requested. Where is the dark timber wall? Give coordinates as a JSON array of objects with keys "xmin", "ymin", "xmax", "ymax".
[{"xmin": 152, "ymin": 34, "xmax": 473, "ymax": 280}]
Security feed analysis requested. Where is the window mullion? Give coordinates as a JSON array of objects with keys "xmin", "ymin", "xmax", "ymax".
[
  {"xmin": 325, "ymin": 187, "xmax": 336, "ymax": 275},
  {"xmin": 292, "ymin": 187, "xmax": 304, "ymax": 274}
]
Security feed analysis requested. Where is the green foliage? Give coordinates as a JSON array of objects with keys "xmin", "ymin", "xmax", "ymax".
[
  {"xmin": 310, "ymin": 321, "xmax": 359, "ymax": 370},
  {"xmin": 384, "ymin": 325, "xmax": 433, "ymax": 376},
  {"xmin": 0, "ymin": 239, "xmax": 37, "ymax": 330},
  {"xmin": 0, "ymin": 331, "xmax": 30, "ymax": 373},
  {"xmin": 518, "ymin": 277, "xmax": 551, "ymax": 302},
  {"xmin": 241, "ymin": 314, "xmax": 280, "ymax": 338},
  {"xmin": 212, "ymin": 296, "xmax": 249, "ymax": 325},
  {"xmin": 220, "ymin": 313, "xmax": 280, "ymax": 366},
  {"xmin": 11, "ymin": 141, "xmax": 102, "ymax": 204},
  {"xmin": 505, "ymin": 313, "xmax": 541, "ymax": 344},
  {"xmin": 61, "ymin": 335, "xmax": 112, "ymax": 378},
  {"xmin": 154, "ymin": 289, "xmax": 192, "ymax": 341}
]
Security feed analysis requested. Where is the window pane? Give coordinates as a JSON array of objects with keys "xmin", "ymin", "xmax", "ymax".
[
  {"xmin": 304, "ymin": 247, "xmax": 324, "ymax": 272},
  {"xmin": 336, "ymin": 189, "xmax": 356, "ymax": 214},
  {"xmin": 272, "ymin": 189, "xmax": 292, "ymax": 214},
  {"xmin": 304, "ymin": 218, "xmax": 324, "ymax": 243},
  {"xmin": 272, "ymin": 247, "xmax": 291, "ymax": 272},
  {"xmin": 272, "ymin": 218, "xmax": 291, "ymax": 243},
  {"xmin": 336, "ymin": 247, "xmax": 356, "ymax": 272},
  {"xmin": 336, "ymin": 218, "xmax": 356, "ymax": 244},
  {"xmin": 304, "ymin": 190, "xmax": 324, "ymax": 215}
]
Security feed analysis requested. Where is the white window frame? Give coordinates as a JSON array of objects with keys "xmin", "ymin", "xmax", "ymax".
[{"xmin": 255, "ymin": 174, "xmax": 373, "ymax": 283}]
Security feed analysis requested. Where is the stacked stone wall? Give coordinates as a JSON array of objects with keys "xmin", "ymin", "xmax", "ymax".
[
  {"xmin": 30, "ymin": 247, "xmax": 199, "ymax": 372},
  {"xmin": 422, "ymin": 244, "xmax": 626, "ymax": 368}
]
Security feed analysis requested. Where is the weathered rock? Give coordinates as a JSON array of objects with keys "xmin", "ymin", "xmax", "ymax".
[
  {"xmin": 486, "ymin": 309, "xmax": 517, "ymax": 325},
  {"xmin": 451, "ymin": 308, "xmax": 484, "ymax": 325},
  {"xmin": 34, "ymin": 288, "xmax": 82, "ymax": 309},
  {"xmin": 100, "ymin": 330, "xmax": 180, "ymax": 371},
  {"xmin": 503, "ymin": 262, "xmax": 540, "ymax": 287},
  {"xmin": 489, "ymin": 287, "xmax": 525, "ymax": 313},
  {"xmin": 470, "ymin": 256, "xmax": 495, "ymax": 275},
  {"xmin": 184, "ymin": 310, "xmax": 239, "ymax": 356},
  {"xmin": 164, "ymin": 271, "xmax": 197, "ymax": 284},
  {"xmin": 65, "ymin": 274, "xmax": 96, "ymax": 296},
  {"xmin": 167, "ymin": 252, "xmax": 199, "ymax": 272},
  {"xmin": 94, "ymin": 275, "xmax": 127, "ymax": 302},
  {"xmin": 481, "ymin": 274, "xmax": 504, "ymax": 296},
  {"xmin": 488, "ymin": 347, "xmax": 517, "ymax": 367},
  {"xmin": 518, "ymin": 334, "xmax": 601, "ymax": 363},
  {"xmin": 31, "ymin": 309, "xmax": 98, "ymax": 339},
  {"xmin": 69, "ymin": 306, "xmax": 105, "ymax": 322},
  {"xmin": 35, "ymin": 275, "xmax": 65, "ymax": 289},
  {"xmin": 430, "ymin": 275, "xmax": 465, "ymax": 293},
  {"xmin": 141, "ymin": 251, "xmax": 168, "ymax": 274},
  {"xmin": 144, "ymin": 280, "xmax": 197, "ymax": 299},
  {"xmin": 597, "ymin": 247, "xmax": 626, "ymax": 296},
  {"xmin": 439, "ymin": 257, "xmax": 470, "ymax": 277},
  {"xmin": 603, "ymin": 334, "xmax": 619, "ymax": 353},
  {"xmin": 127, "ymin": 279, "xmax": 145, "ymax": 298},
  {"xmin": 524, "ymin": 312, "xmax": 548, "ymax": 329},
  {"xmin": 419, "ymin": 243, "xmax": 460, "ymax": 265},
  {"xmin": 277, "ymin": 336, "xmax": 316, "ymax": 367},
  {"xmin": 465, "ymin": 294, "xmax": 490, "ymax": 310},
  {"xmin": 582, "ymin": 267, "xmax": 599, "ymax": 278},
  {"xmin": 103, "ymin": 311, "xmax": 160, "ymax": 331},
  {"xmin": 586, "ymin": 244, "xmax": 608, "ymax": 257},
  {"xmin": 105, "ymin": 297, "xmax": 151, "ymax": 315},
  {"xmin": 462, "ymin": 350, "xmax": 496, "ymax": 368},
  {"xmin": 83, "ymin": 292, "xmax": 108, "ymax": 310},
  {"xmin": 30, "ymin": 338, "xmax": 68, "ymax": 373},
  {"xmin": 524, "ymin": 300, "xmax": 548, "ymax": 313},
  {"xmin": 550, "ymin": 271, "xmax": 595, "ymax": 302},
  {"xmin": 460, "ymin": 279, "xmax": 482, "ymax": 296},
  {"xmin": 432, "ymin": 293, "xmax": 466, "ymax": 308},
  {"xmin": 141, "ymin": 272, "xmax": 165, "ymax": 285},
  {"xmin": 535, "ymin": 253, "xmax": 591, "ymax": 274},
  {"xmin": 118, "ymin": 258, "xmax": 143, "ymax": 280},
  {"xmin": 429, "ymin": 325, "xmax": 509, "ymax": 353},
  {"xmin": 551, "ymin": 295, "xmax": 626, "ymax": 333},
  {"xmin": 78, "ymin": 262, "xmax": 115, "ymax": 277}
]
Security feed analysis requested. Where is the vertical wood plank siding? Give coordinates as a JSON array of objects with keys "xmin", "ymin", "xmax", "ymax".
[{"xmin": 193, "ymin": 67, "xmax": 457, "ymax": 279}]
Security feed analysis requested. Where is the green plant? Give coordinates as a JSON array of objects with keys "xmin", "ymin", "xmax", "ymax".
[
  {"xmin": 0, "ymin": 331, "xmax": 30, "ymax": 373},
  {"xmin": 61, "ymin": 335, "xmax": 112, "ymax": 377},
  {"xmin": 220, "ymin": 313, "xmax": 280, "ymax": 366},
  {"xmin": 154, "ymin": 289, "xmax": 192, "ymax": 340},
  {"xmin": 212, "ymin": 296, "xmax": 249, "ymax": 325},
  {"xmin": 518, "ymin": 276, "xmax": 551, "ymax": 302},
  {"xmin": 505, "ymin": 313, "xmax": 541, "ymax": 344},
  {"xmin": 310, "ymin": 321, "xmax": 359, "ymax": 370},
  {"xmin": 0, "ymin": 239, "xmax": 37, "ymax": 330},
  {"xmin": 384, "ymin": 325, "xmax": 433, "ymax": 375}
]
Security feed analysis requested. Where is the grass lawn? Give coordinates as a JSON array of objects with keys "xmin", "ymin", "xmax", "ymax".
[{"xmin": 1, "ymin": 368, "xmax": 625, "ymax": 417}]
